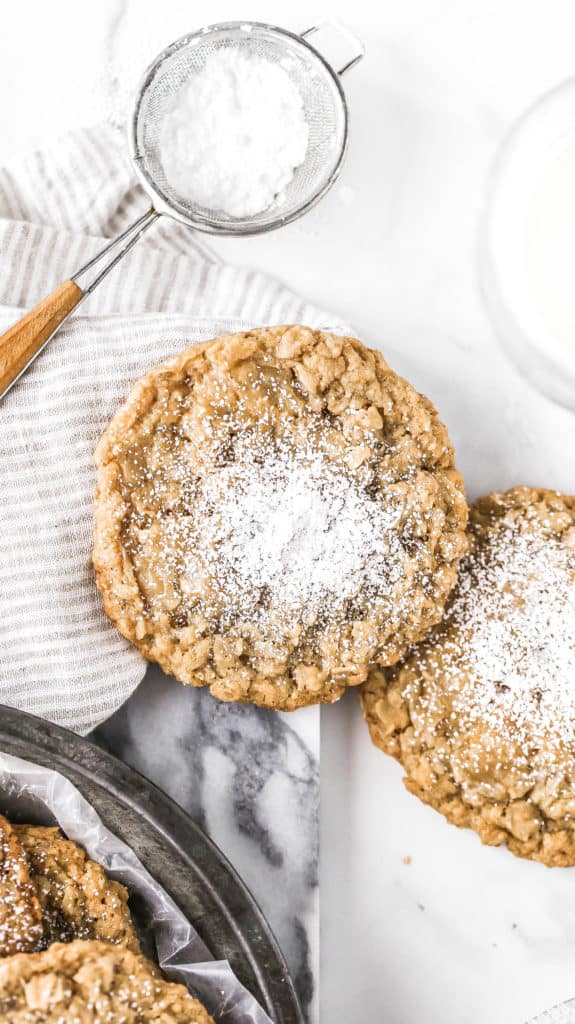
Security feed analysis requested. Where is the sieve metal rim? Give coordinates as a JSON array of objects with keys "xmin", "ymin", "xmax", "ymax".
[{"xmin": 127, "ymin": 20, "xmax": 351, "ymax": 236}]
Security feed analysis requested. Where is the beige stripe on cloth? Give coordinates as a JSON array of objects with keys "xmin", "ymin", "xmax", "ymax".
[{"xmin": 0, "ymin": 123, "xmax": 346, "ymax": 734}]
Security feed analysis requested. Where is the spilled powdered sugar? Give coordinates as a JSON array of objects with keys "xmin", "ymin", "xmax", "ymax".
[
  {"xmin": 156, "ymin": 429, "xmax": 406, "ymax": 630},
  {"xmin": 416, "ymin": 513, "xmax": 575, "ymax": 773}
]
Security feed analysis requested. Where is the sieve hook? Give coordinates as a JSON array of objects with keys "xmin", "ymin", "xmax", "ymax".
[{"xmin": 300, "ymin": 22, "xmax": 365, "ymax": 76}]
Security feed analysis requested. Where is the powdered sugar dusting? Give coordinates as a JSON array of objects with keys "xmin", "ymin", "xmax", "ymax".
[
  {"xmin": 413, "ymin": 508, "xmax": 575, "ymax": 777},
  {"xmin": 160, "ymin": 48, "xmax": 309, "ymax": 218},
  {"xmin": 0, "ymin": 820, "xmax": 43, "ymax": 955},
  {"xmin": 156, "ymin": 428, "xmax": 406, "ymax": 632}
]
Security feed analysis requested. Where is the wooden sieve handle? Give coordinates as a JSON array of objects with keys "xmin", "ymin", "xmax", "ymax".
[{"xmin": 0, "ymin": 280, "xmax": 84, "ymax": 399}]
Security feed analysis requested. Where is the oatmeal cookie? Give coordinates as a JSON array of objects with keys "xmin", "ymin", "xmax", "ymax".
[
  {"xmin": 0, "ymin": 815, "xmax": 43, "ymax": 957},
  {"xmin": 362, "ymin": 487, "xmax": 575, "ymax": 866},
  {"xmin": 0, "ymin": 939, "xmax": 214, "ymax": 1022},
  {"xmin": 14, "ymin": 826, "xmax": 140, "ymax": 953},
  {"xmin": 94, "ymin": 325, "xmax": 467, "ymax": 710}
]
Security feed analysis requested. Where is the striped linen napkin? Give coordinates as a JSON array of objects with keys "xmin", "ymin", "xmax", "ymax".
[{"xmin": 0, "ymin": 124, "xmax": 342, "ymax": 734}]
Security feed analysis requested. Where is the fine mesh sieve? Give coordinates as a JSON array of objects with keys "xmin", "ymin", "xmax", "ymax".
[
  {"xmin": 0, "ymin": 20, "xmax": 364, "ymax": 399},
  {"xmin": 130, "ymin": 21, "xmax": 361, "ymax": 234}
]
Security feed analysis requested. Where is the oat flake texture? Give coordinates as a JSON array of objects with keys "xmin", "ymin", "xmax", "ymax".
[
  {"xmin": 93, "ymin": 324, "xmax": 468, "ymax": 711},
  {"xmin": 0, "ymin": 940, "xmax": 214, "ymax": 1023},
  {"xmin": 14, "ymin": 825, "xmax": 141, "ymax": 953},
  {"xmin": 362, "ymin": 486, "xmax": 575, "ymax": 867},
  {"xmin": 0, "ymin": 815, "xmax": 43, "ymax": 957}
]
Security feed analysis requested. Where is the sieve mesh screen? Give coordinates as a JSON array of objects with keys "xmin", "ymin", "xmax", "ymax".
[{"xmin": 130, "ymin": 23, "xmax": 347, "ymax": 234}]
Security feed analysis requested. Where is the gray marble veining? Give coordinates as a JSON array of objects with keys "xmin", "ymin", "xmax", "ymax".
[{"xmin": 95, "ymin": 666, "xmax": 319, "ymax": 1022}]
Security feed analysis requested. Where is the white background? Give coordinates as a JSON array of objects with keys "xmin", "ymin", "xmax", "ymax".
[{"xmin": 3, "ymin": 2, "xmax": 575, "ymax": 1021}]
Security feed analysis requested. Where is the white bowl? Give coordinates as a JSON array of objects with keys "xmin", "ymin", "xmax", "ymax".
[{"xmin": 480, "ymin": 77, "xmax": 575, "ymax": 411}]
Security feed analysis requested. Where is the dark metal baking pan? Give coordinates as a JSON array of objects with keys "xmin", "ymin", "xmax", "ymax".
[{"xmin": 0, "ymin": 704, "xmax": 303, "ymax": 1024}]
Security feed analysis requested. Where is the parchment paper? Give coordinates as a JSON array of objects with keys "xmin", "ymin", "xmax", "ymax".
[{"xmin": 0, "ymin": 751, "xmax": 274, "ymax": 1024}]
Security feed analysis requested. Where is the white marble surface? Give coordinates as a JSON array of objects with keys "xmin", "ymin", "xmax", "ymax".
[{"xmin": 4, "ymin": 1, "xmax": 575, "ymax": 1021}]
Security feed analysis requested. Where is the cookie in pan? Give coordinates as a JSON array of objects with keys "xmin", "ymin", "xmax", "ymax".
[
  {"xmin": 362, "ymin": 487, "xmax": 575, "ymax": 866},
  {"xmin": 0, "ymin": 939, "xmax": 214, "ymax": 1022},
  {"xmin": 0, "ymin": 815, "xmax": 43, "ymax": 956},
  {"xmin": 94, "ymin": 325, "xmax": 467, "ymax": 710},
  {"xmin": 14, "ymin": 826, "xmax": 140, "ymax": 953}
]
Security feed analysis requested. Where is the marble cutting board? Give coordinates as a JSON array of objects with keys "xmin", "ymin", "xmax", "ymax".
[{"xmin": 96, "ymin": 673, "xmax": 319, "ymax": 1023}]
